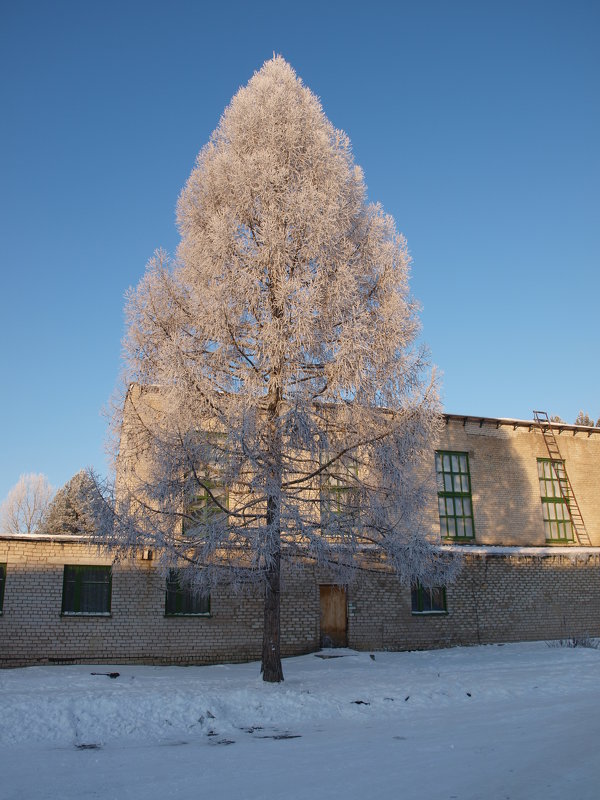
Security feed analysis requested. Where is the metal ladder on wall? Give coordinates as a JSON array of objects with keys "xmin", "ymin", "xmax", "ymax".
[{"xmin": 532, "ymin": 410, "xmax": 591, "ymax": 546}]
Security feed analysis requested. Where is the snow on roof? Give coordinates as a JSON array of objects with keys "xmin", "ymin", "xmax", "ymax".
[
  {"xmin": 443, "ymin": 413, "xmax": 600, "ymax": 434},
  {"xmin": 0, "ymin": 532, "xmax": 93, "ymax": 543},
  {"xmin": 441, "ymin": 544, "xmax": 600, "ymax": 556}
]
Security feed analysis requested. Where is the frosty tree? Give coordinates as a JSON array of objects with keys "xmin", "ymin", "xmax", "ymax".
[
  {"xmin": 101, "ymin": 57, "xmax": 457, "ymax": 682},
  {"xmin": 44, "ymin": 470, "xmax": 98, "ymax": 535},
  {"xmin": 574, "ymin": 411, "xmax": 599, "ymax": 427},
  {"xmin": 0, "ymin": 473, "xmax": 54, "ymax": 534}
]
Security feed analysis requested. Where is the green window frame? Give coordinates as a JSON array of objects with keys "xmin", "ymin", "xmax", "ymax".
[
  {"xmin": 537, "ymin": 458, "xmax": 573, "ymax": 542},
  {"xmin": 184, "ymin": 433, "xmax": 228, "ymax": 532},
  {"xmin": 187, "ymin": 478, "xmax": 228, "ymax": 526},
  {"xmin": 320, "ymin": 455, "xmax": 360, "ymax": 534},
  {"xmin": 61, "ymin": 565, "xmax": 112, "ymax": 615},
  {"xmin": 435, "ymin": 451, "xmax": 475, "ymax": 541},
  {"xmin": 165, "ymin": 569, "xmax": 211, "ymax": 616},
  {"xmin": 0, "ymin": 563, "xmax": 5, "ymax": 613},
  {"xmin": 411, "ymin": 582, "xmax": 447, "ymax": 614}
]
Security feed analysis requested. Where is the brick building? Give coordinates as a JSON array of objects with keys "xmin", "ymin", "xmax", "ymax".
[{"xmin": 2, "ymin": 414, "xmax": 599, "ymax": 667}]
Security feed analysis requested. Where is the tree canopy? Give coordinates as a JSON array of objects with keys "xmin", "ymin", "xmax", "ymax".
[
  {"xmin": 44, "ymin": 470, "xmax": 97, "ymax": 535},
  {"xmin": 0, "ymin": 473, "xmax": 54, "ymax": 534},
  {"xmin": 574, "ymin": 411, "xmax": 600, "ymax": 427}
]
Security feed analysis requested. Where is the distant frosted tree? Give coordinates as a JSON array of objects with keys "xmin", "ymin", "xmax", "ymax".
[
  {"xmin": 44, "ymin": 470, "xmax": 97, "ymax": 534},
  {"xmin": 574, "ymin": 411, "xmax": 600, "ymax": 427},
  {"xmin": 0, "ymin": 473, "xmax": 54, "ymax": 534},
  {"xmin": 98, "ymin": 57, "xmax": 458, "ymax": 682}
]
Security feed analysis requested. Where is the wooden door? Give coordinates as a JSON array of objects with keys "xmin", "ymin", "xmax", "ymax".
[{"xmin": 319, "ymin": 585, "xmax": 348, "ymax": 648}]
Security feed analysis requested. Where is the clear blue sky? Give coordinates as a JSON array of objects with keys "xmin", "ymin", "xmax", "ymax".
[{"xmin": 1, "ymin": 0, "xmax": 598, "ymax": 502}]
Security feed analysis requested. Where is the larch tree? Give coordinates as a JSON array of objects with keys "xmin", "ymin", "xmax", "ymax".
[
  {"xmin": 98, "ymin": 57, "xmax": 458, "ymax": 682},
  {"xmin": 0, "ymin": 473, "xmax": 54, "ymax": 534}
]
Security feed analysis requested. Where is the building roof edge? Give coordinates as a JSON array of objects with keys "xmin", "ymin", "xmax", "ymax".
[{"xmin": 443, "ymin": 413, "xmax": 600, "ymax": 434}]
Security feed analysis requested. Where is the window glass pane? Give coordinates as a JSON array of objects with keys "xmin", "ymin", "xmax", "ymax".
[
  {"xmin": 165, "ymin": 580, "xmax": 179, "ymax": 615},
  {"xmin": 446, "ymin": 497, "xmax": 454, "ymax": 515},
  {"xmin": 451, "ymin": 454, "xmax": 459, "ymax": 473},
  {"xmin": 443, "ymin": 454, "xmax": 451, "ymax": 471},
  {"xmin": 62, "ymin": 568, "xmax": 77, "ymax": 611},
  {"xmin": 447, "ymin": 518, "xmax": 456, "ymax": 536},
  {"xmin": 459, "ymin": 454, "xmax": 467, "ymax": 472},
  {"xmin": 81, "ymin": 580, "xmax": 109, "ymax": 613},
  {"xmin": 83, "ymin": 567, "xmax": 110, "ymax": 613},
  {"xmin": 435, "ymin": 453, "xmax": 442, "ymax": 473},
  {"xmin": 464, "ymin": 518, "xmax": 473, "ymax": 537},
  {"xmin": 411, "ymin": 585, "xmax": 420, "ymax": 612},
  {"xmin": 463, "ymin": 498, "xmax": 472, "ymax": 516},
  {"xmin": 421, "ymin": 588, "xmax": 432, "ymax": 612},
  {"xmin": 444, "ymin": 474, "xmax": 453, "ymax": 492},
  {"xmin": 557, "ymin": 523, "xmax": 565, "ymax": 540},
  {"xmin": 438, "ymin": 497, "xmax": 445, "ymax": 515},
  {"xmin": 431, "ymin": 587, "xmax": 446, "ymax": 612},
  {"xmin": 454, "ymin": 497, "xmax": 463, "ymax": 515},
  {"xmin": 456, "ymin": 518, "xmax": 465, "ymax": 537}
]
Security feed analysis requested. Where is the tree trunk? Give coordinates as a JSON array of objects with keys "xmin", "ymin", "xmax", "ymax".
[
  {"xmin": 261, "ymin": 385, "xmax": 284, "ymax": 682},
  {"xmin": 261, "ymin": 258, "xmax": 285, "ymax": 683},
  {"xmin": 261, "ymin": 546, "xmax": 283, "ymax": 682}
]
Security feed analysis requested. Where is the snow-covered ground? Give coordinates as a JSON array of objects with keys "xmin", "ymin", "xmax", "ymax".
[{"xmin": 1, "ymin": 642, "xmax": 599, "ymax": 799}]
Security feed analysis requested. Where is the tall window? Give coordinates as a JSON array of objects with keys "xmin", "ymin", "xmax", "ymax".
[
  {"xmin": 187, "ymin": 477, "xmax": 228, "ymax": 526},
  {"xmin": 411, "ymin": 582, "xmax": 447, "ymax": 614},
  {"xmin": 537, "ymin": 459, "xmax": 573, "ymax": 542},
  {"xmin": 0, "ymin": 563, "xmax": 5, "ymax": 613},
  {"xmin": 320, "ymin": 456, "xmax": 360, "ymax": 535},
  {"xmin": 185, "ymin": 434, "xmax": 228, "ymax": 531},
  {"xmin": 62, "ymin": 566, "xmax": 112, "ymax": 614},
  {"xmin": 165, "ymin": 569, "xmax": 210, "ymax": 616},
  {"xmin": 435, "ymin": 451, "xmax": 475, "ymax": 540}
]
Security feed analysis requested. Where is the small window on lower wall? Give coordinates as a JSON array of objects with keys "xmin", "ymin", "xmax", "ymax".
[
  {"xmin": 411, "ymin": 583, "xmax": 447, "ymax": 614},
  {"xmin": 165, "ymin": 570, "xmax": 210, "ymax": 616},
  {"xmin": 0, "ymin": 563, "xmax": 6, "ymax": 613},
  {"xmin": 62, "ymin": 565, "xmax": 112, "ymax": 615}
]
